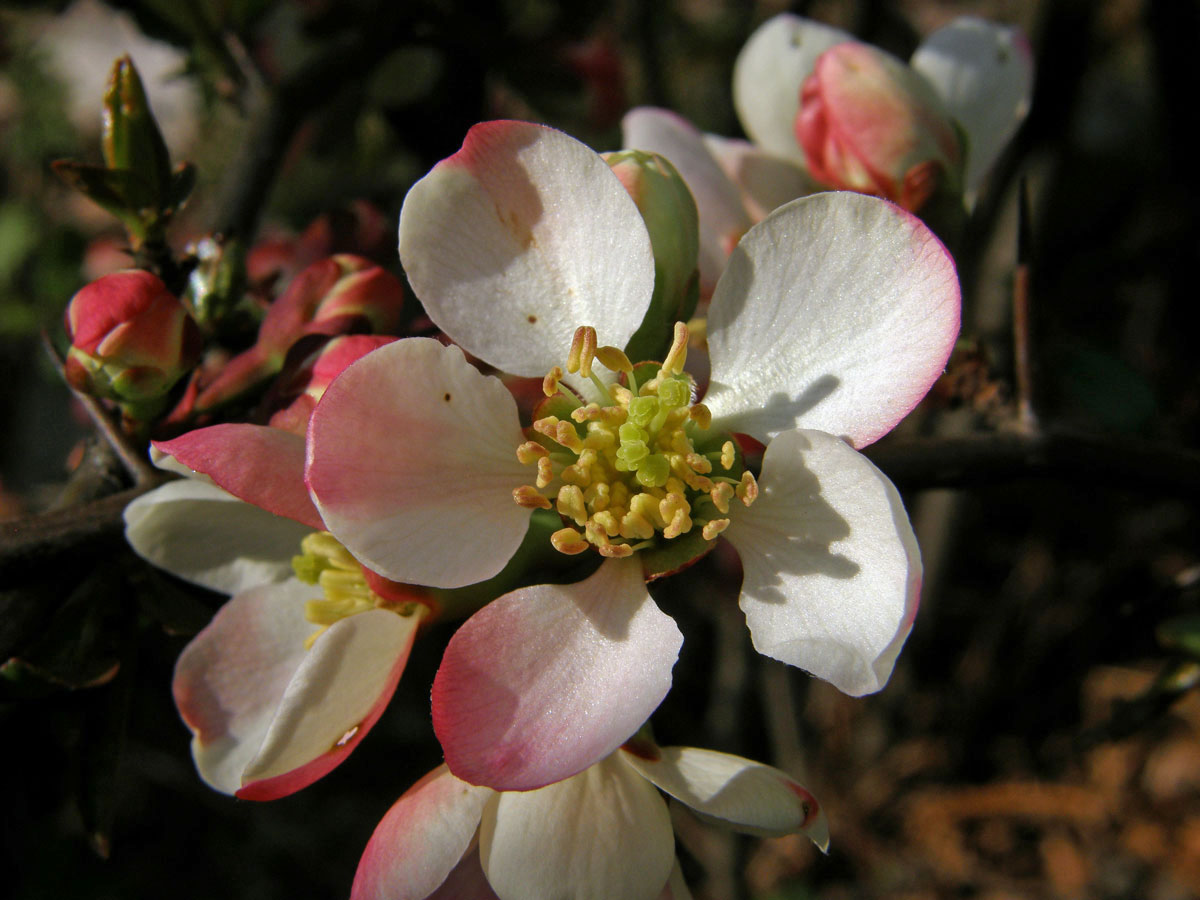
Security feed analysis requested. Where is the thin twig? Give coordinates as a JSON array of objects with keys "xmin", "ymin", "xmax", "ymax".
[{"xmin": 1012, "ymin": 177, "xmax": 1038, "ymax": 433}]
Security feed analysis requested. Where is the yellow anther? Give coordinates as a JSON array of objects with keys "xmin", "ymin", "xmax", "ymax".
[
  {"xmin": 536, "ymin": 456, "xmax": 554, "ymax": 488},
  {"xmin": 660, "ymin": 321, "xmax": 690, "ymax": 376},
  {"xmin": 702, "ymin": 518, "xmax": 730, "ymax": 540},
  {"xmin": 517, "ymin": 441, "xmax": 549, "ymax": 464},
  {"xmin": 685, "ymin": 452, "xmax": 712, "ymax": 474},
  {"xmin": 583, "ymin": 424, "xmax": 616, "ymax": 450},
  {"xmin": 663, "ymin": 508, "xmax": 692, "ymax": 540},
  {"xmin": 593, "ymin": 510, "xmax": 620, "ymax": 536},
  {"xmin": 710, "ymin": 481, "xmax": 733, "ymax": 514},
  {"xmin": 737, "ymin": 471, "xmax": 759, "ymax": 506},
  {"xmin": 584, "ymin": 481, "xmax": 610, "ymax": 511},
  {"xmin": 720, "ymin": 441, "xmax": 736, "ymax": 470},
  {"xmin": 566, "ymin": 326, "xmax": 597, "ymax": 376},
  {"xmin": 630, "ymin": 492, "xmax": 665, "ymax": 528},
  {"xmin": 513, "ymin": 485, "xmax": 552, "ymax": 509},
  {"xmin": 556, "ymin": 484, "xmax": 588, "ymax": 526},
  {"xmin": 621, "ymin": 510, "xmax": 656, "ymax": 541},
  {"xmin": 571, "ymin": 403, "xmax": 605, "ymax": 422},
  {"xmin": 682, "ymin": 471, "xmax": 714, "ymax": 493},
  {"xmin": 599, "ymin": 542, "xmax": 634, "ymax": 558},
  {"xmin": 533, "ymin": 415, "xmax": 560, "ymax": 438},
  {"xmin": 543, "ymin": 366, "xmax": 564, "ymax": 397},
  {"xmin": 659, "ymin": 492, "xmax": 692, "ymax": 539},
  {"xmin": 595, "ymin": 345, "xmax": 633, "ymax": 374},
  {"xmin": 551, "ymin": 527, "xmax": 589, "ymax": 554},
  {"xmin": 555, "ymin": 421, "xmax": 583, "ymax": 453},
  {"xmin": 689, "ymin": 403, "xmax": 712, "ymax": 429},
  {"xmin": 610, "ymin": 384, "xmax": 633, "ymax": 406},
  {"xmin": 561, "ymin": 462, "xmax": 591, "ymax": 487}
]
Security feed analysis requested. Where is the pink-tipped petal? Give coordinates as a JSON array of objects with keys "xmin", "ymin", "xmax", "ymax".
[
  {"xmin": 621, "ymin": 107, "xmax": 753, "ymax": 295},
  {"xmin": 724, "ymin": 429, "xmax": 921, "ymax": 696},
  {"xmin": 733, "ymin": 15, "xmax": 854, "ymax": 162},
  {"xmin": 911, "ymin": 17, "xmax": 1034, "ymax": 193},
  {"xmin": 307, "ymin": 338, "xmax": 531, "ymax": 589},
  {"xmin": 620, "ymin": 745, "xmax": 827, "ymax": 846},
  {"xmin": 352, "ymin": 765, "xmax": 494, "ymax": 900},
  {"xmin": 239, "ymin": 607, "xmax": 420, "ymax": 792},
  {"xmin": 479, "ymin": 755, "xmax": 674, "ymax": 900},
  {"xmin": 398, "ymin": 120, "xmax": 655, "ymax": 378},
  {"xmin": 704, "ymin": 191, "xmax": 960, "ymax": 448},
  {"xmin": 154, "ymin": 423, "xmax": 323, "ymax": 528},
  {"xmin": 124, "ymin": 478, "xmax": 311, "ymax": 594},
  {"xmin": 173, "ymin": 579, "xmax": 320, "ymax": 794},
  {"xmin": 701, "ymin": 133, "xmax": 818, "ymax": 223},
  {"xmin": 432, "ymin": 558, "xmax": 682, "ymax": 791}
]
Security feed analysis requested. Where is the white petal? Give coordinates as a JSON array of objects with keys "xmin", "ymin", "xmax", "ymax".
[
  {"xmin": 432, "ymin": 558, "xmax": 683, "ymax": 791},
  {"xmin": 174, "ymin": 579, "xmax": 318, "ymax": 794},
  {"xmin": 659, "ymin": 862, "xmax": 694, "ymax": 900},
  {"xmin": 733, "ymin": 14, "xmax": 854, "ymax": 162},
  {"xmin": 307, "ymin": 338, "xmax": 532, "ymax": 589},
  {"xmin": 724, "ymin": 429, "xmax": 921, "ymax": 696},
  {"xmin": 243, "ymin": 607, "xmax": 420, "ymax": 783},
  {"xmin": 704, "ymin": 191, "xmax": 960, "ymax": 448},
  {"xmin": 398, "ymin": 120, "xmax": 655, "ymax": 378},
  {"xmin": 620, "ymin": 746, "xmax": 827, "ymax": 844},
  {"xmin": 621, "ymin": 107, "xmax": 753, "ymax": 295},
  {"xmin": 124, "ymin": 479, "xmax": 311, "ymax": 594},
  {"xmin": 702, "ymin": 133, "xmax": 818, "ymax": 222},
  {"xmin": 352, "ymin": 765, "xmax": 494, "ymax": 900},
  {"xmin": 479, "ymin": 755, "xmax": 674, "ymax": 900},
  {"xmin": 911, "ymin": 17, "xmax": 1034, "ymax": 193}
]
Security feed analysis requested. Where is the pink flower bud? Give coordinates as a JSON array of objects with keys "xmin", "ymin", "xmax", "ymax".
[
  {"xmin": 796, "ymin": 42, "xmax": 962, "ymax": 211},
  {"xmin": 64, "ymin": 270, "xmax": 200, "ymax": 406}
]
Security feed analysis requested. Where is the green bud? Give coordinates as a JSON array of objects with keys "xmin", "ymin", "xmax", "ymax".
[{"xmin": 102, "ymin": 55, "xmax": 172, "ymax": 208}]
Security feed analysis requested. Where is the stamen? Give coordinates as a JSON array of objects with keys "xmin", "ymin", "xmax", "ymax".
[
  {"xmin": 556, "ymin": 484, "xmax": 588, "ymax": 526},
  {"xmin": 536, "ymin": 456, "xmax": 554, "ymax": 488},
  {"xmin": 543, "ymin": 366, "xmax": 564, "ymax": 397},
  {"xmin": 551, "ymin": 527, "xmax": 589, "ymax": 554},
  {"xmin": 720, "ymin": 441, "xmax": 736, "ymax": 470},
  {"xmin": 737, "ymin": 471, "xmax": 759, "ymax": 506},
  {"xmin": 689, "ymin": 403, "xmax": 712, "ymax": 429},
  {"xmin": 701, "ymin": 518, "xmax": 730, "ymax": 540},
  {"xmin": 517, "ymin": 441, "xmax": 549, "ymax": 464},
  {"xmin": 566, "ymin": 326, "xmax": 597, "ymax": 376},
  {"xmin": 595, "ymin": 345, "xmax": 632, "ymax": 375},
  {"xmin": 709, "ymin": 481, "xmax": 733, "ymax": 514},
  {"xmin": 514, "ymin": 485, "xmax": 553, "ymax": 509},
  {"xmin": 660, "ymin": 321, "xmax": 690, "ymax": 376}
]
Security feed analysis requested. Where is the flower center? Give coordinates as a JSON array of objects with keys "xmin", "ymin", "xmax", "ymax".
[
  {"xmin": 513, "ymin": 322, "xmax": 757, "ymax": 559},
  {"xmin": 292, "ymin": 532, "xmax": 424, "ymax": 648}
]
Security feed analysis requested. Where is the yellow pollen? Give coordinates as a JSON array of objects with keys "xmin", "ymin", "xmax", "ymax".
[{"xmin": 516, "ymin": 323, "xmax": 745, "ymax": 560}]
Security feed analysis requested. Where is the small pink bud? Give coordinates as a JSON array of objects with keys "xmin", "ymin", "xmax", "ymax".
[
  {"xmin": 796, "ymin": 42, "xmax": 962, "ymax": 211},
  {"xmin": 64, "ymin": 270, "xmax": 200, "ymax": 407}
]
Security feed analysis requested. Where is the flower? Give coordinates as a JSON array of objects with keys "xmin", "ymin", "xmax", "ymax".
[
  {"xmin": 124, "ymin": 335, "xmax": 426, "ymax": 800},
  {"xmin": 305, "ymin": 120, "xmax": 960, "ymax": 791},
  {"xmin": 64, "ymin": 269, "xmax": 201, "ymax": 415},
  {"xmin": 351, "ymin": 740, "xmax": 827, "ymax": 900}
]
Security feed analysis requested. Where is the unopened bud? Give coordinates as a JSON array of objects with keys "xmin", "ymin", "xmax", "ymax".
[
  {"xmin": 797, "ymin": 42, "xmax": 963, "ymax": 212},
  {"xmin": 65, "ymin": 270, "xmax": 200, "ymax": 414}
]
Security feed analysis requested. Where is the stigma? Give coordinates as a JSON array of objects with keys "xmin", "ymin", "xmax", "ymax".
[
  {"xmin": 514, "ymin": 322, "xmax": 756, "ymax": 559},
  {"xmin": 292, "ymin": 532, "xmax": 425, "ymax": 648}
]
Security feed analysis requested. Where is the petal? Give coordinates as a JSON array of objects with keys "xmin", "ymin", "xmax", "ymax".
[
  {"xmin": 173, "ymin": 578, "xmax": 319, "ymax": 794},
  {"xmin": 733, "ymin": 14, "xmax": 854, "ymax": 162},
  {"xmin": 659, "ymin": 861, "xmax": 694, "ymax": 900},
  {"xmin": 702, "ymin": 133, "xmax": 818, "ymax": 222},
  {"xmin": 432, "ymin": 558, "xmax": 682, "ymax": 791},
  {"xmin": 479, "ymin": 755, "xmax": 674, "ymax": 900},
  {"xmin": 621, "ymin": 107, "xmax": 753, "ymax": 295},
  {"xmin": 724, "ymin": 429, "xmax": 921, "ymax": 696},
  {"xmin": 352, "ymin": 765, "xmax": 494, "ymax": 900},
  {"xmin": 237, "ymin": 607, "xmax": 420, "ymax": 795},
  {"xmin": 426, "ymin": 848, "xmax": 501, "ymax": 900},
  {"xmin": 154, "ymin": 423, "xmax": 323, "ymax": 528},
  {"xmin": 704, "ymin": 191, "xmax": 960, "ymax": 448},
  {"xmin": 124, "ymin": 478, "xmax": 311, "ymax": 594},
  {"xmin": 620, "ymin": 745, "xmax": 828, "ymax": 846},
  {"xmin": 911, "ymin": 17, "xmax": 1034, "ymax": 192},
  {"xmin": 307, "ymin": 338, "xmax": 532, "ymax": 589},
  {"xmin": 398, "ymin": 120, "xmax": 655, "ymax": 378}
]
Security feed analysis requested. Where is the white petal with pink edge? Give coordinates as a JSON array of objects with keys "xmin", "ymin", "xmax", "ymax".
[
  {"xmin": 911, "ymin": 17, "xmax": 1033, "ymax": 193},
  {"xmin": 704, "ymin": 191, "xmax": 960, "ymax": 448},
  {"xmin": 432, "ymin": 558, "xmax": 682, "ymax": 791},
  {"xmin": 352, "ymin": 765, "xmax": 494, "ymax": 900},
  {"xmin": 125, "ymin": 479, "xmax": 311, "ymax": 594},
  {"xmin": 173, "ymin": 578, "xmax": 319, "ymax": 794},
  {"xmin": 154, "ymin": 423, "xmax": 323, "ymax": 528},
  {"xmin": 733, "ymin": 14, "xmax": 854, "ymax": 162},
  {"xmin": 398, "ymin": 120, "xmax": 655, "ymax": 380},
  {"xmin": 239, "ymin": 606, "xmax": 419, "ymax": 787},
  {"xmin": 479, "ymin": 754, "xmax": 674, "ymax": 900},
  {"xmin": 724, "ymin": 429, "xmax": 921, "ymax": 696},
  {"xmin": 620, "ymin": 745, "xmax": 828, "ymax": 845},
  {"xmin": 621, "ymin": 107, "xmax": 752, "ymax": 296},
  {"xmin": 307, "ymin": 338, "xmax": 531, "ymax": 589}
]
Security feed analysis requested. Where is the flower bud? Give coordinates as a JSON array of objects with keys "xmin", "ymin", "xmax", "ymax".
[
  {"xmin": 604, "ymin": 150, "xmax": 699, "ymax": 362},
  {"xmin": 65, "ymin": 270, "xmax": 201, "ymax": 411},
  {"xmin": 796, "ymin": 42, "xmax": 963, "ymax": 212},
  {"xmin": 102, "ymin": 55, "xmax": 172, "ymax": 208}
]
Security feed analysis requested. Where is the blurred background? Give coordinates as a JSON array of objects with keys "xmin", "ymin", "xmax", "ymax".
[{"xmin": 3, "ymin": 0, "xmax": 1200, "ymax": 898}]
